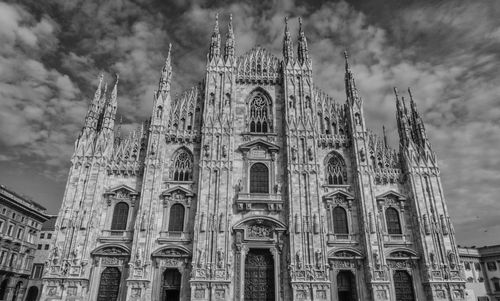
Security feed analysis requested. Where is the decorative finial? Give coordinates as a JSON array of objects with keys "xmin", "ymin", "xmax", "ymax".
[
  {"xmin": 393, "ymin": 87, "xmax": 399, "ymax": 98},
  {"xmin": 407, "ymin": 87, "xmax": 413, "ymax": 101},
  {"xmin": 344, "ymin": 50, "xmax": 350, "ymax": 71},
  {"xmin": 383, "ymin": 125, "xmax": 388, "ymax": 148},
  {"xmin": 299, "ymin": 16, "xmax": 303, "ymax": 27}
]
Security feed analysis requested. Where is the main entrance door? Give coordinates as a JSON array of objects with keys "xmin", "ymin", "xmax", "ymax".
[
  {"xmin": 337, "ymin": 270, "xmax": 356, "ymax": 301},
  {"xmin": 244, "ymin": 249, "xmax": 274, "ymax": 301},
  {"xmin": 97, "ymin": 267, "xmax": 121, "ymax": 301},
  {"xmin": 393, "ymin": 270, "xmax": 415, "ymax": 301},
  {"xmin": 162, "ymin": 268, "xmax": 181, "ymax": 301}
]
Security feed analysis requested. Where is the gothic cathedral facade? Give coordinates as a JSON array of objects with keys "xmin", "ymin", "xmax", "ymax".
[{"xmin": 41, "ymin": 15, "xmax": 466, "ymax": 301}]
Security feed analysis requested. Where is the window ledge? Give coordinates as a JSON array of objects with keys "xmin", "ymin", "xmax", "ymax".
[
  {"xmin": 327, "ymin": 233, "xmax": 358, "ymax": 245},
  {"xmin": 98, "ymin": 230, "xmax": 133, "ymax": 243},
  {"xmin": 241, "ymin": 132, "xmax": 278, "ymax": 136},
  {"xmin": 236, "ymin": 193, "xmax": 283, "ymax": 212},
  {"xmin": 157, "ymin": 231, "xmax": 191, "ymax": 243}
]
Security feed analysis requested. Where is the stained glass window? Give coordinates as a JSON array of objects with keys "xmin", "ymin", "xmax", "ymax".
[
  {"xmin": 386, "ymin": 207, "xmax": 402, "ymax": 235},
  {"xmin": 333, "ymin": 207, "xmax": 349, "ymax": 234},
  {"xmin": 249, "ymin": 92, "xmax": 271, "ymax": 133},
  {"xmin": 111, "ymin": 202, "xmax": 129, "ymax": 231},
  {"xmin": 173, "ymin": 149, "xmax": 193, "ymax": 181},
  {"xmin": 250, "ymin": 163, "xmax": 269, "ymax": 193},
  {"xmin": 326, "ymin": 153, "xmax": 345, "ymax": 185},
  {"xmin": 168, "ymin": 204, "xmax": 185, "ymax": 232}
]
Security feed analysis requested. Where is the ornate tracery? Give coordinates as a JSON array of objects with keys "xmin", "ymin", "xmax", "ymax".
[
  {"xmin": 248, "ymin": 91, "xmax": 272, "ymax": 133},
  {"xmin": 172, "ymin": 149, "xmax": 193, "ymax": 181},
  {"xmin": 326, "ymin": 152, "xmax": 346, "ymax": 185}
]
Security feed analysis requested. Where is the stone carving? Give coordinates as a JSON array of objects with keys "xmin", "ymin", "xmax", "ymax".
[
  {"xmin": 315, "ymin": 249, "xmax": 322, "ymax": 268},
  {"xmin": 217, "ymin": 249, "xmax": 224, "ymax": 268},
  {"xmin": 248, "ymin": 224, "xmax": 272, "ymax": 238},
  {"xmin": 194, "ymin": 288, "xmax": 205, "ymax": 298},
  {"xmin": 296, "ymin": 250, "xmax": 303, "ymax": 269}
]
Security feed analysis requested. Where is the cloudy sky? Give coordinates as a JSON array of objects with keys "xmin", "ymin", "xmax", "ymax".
[{"xmin": 0, "ymin": 0, "xmax": 499, "ymax": 247}]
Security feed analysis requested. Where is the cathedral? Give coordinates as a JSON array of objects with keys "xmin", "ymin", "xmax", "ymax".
[{"xmin": 40, "ymin": 15, "xmax": 467, "ymax": 301}]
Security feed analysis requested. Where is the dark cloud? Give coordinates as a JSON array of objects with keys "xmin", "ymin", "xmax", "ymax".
[{"xmin": 0, "ymin": 0, "xmax": 498, "ymax": 246}]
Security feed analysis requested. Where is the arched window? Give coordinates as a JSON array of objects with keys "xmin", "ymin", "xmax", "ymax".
[
  {"xmin": 333, "ymin": 207, "xmax": 349, "ymax": 234},
  {"xmin": 250, "ymin": 163, "xmax": 269, "ymax": 193},
  {"xmin": 172, "ymin": 149, "xmax": 193, "ymax": 181},
  {"xmin": 386, "ymin": 207, "xmax": 402, "ymax": 234},
  {"xmin": 326, "ymin": 153, "xmax": 346, "ymax": 185},
  {"xmin": 111, "ymin": 202, "xmax": 129, "ymax": 231},
  {"xmin": 168, "ymin": 204, "xmax": 185, "ymax": 232},
  {"xmin": 249, "ymin": 91, "xmax": 271, "ymax": 133}
]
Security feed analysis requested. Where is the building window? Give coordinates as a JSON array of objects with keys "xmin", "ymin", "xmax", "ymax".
[
  {"xmin": 37, "ymin": 244, "xmax": 42, "ymax": 250},
  {"xmin": 487, "ymin": 261, "xmax": 497, "ymax": 271},
  {"xmin": 333, "ymin": 206, "xmax": 349, "ymax": 234},
  {"xmin": 326, "ymin": 152, "xmax": 346, "ymax": 185},
  {"xmin": 172, "ymin": 149, "xmax": 193, "ymax": 181},
  {"xmin": 47, "ymin": 233, "xmax": 52, "ymax": 239},
  {"xmin": 7, "ymin": 224, "xmax": 13, "ymax": 236},
  {"xmin": 12, "ymin": 212, "xmax": 15, "ymax": 219},
  {"xmin": 493, "ymin": 278, "xmax": 500, "ymax": 291},
  {"xmin": 250, "ymin": 163, "xmax": 269, "ymax": 193},
  {"xmin": 386, "ymin": 207, "xmax": 402, "ymax": 234},
  {"xmin": 475, "ymin": 262, "xmax": 481, "ymax": 271},
  {"xmin": 464, "ymin": 262, "xmax": 471, "ymax": 270},
  {"xmin": 16, "ymin": 228, "xmax": 23, "ymax": 239},
  {"xmin": 0, "ymin": 220, "xmax": 3, "ymax": 232},
  {"xmin": 248, "ymin": 90, "xmax": 271, "ymax": 133},
  {"xmin": 9, "ymin": 254, "xmax": 17, "ymax": 267},
  {"xmin": 168, "ymin": 204, "xmax": 185, "ymax": 232},
  {"xmin": 110, "ymin": 202, "xmax": 129, "ymax": 231},
  {"xmin": 1, "ymin": 208, "xmax": 5, "ymax": 214},
  {"xmin": 44, "ymin": 245, "xmax": 49, "ymax": 250},
  {"xmin": 32, "ymin": 263, "xmax": 44, "ymax": 279},
  {"xmin": 0, "ymin": 251, "xmax": 5, "ymax": 264},
  {"xmin": 40, "ymin": 233, "xmax": 45, "ymax": 239}
]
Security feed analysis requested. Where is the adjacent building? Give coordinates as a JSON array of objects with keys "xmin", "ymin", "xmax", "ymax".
[
  {"xmin": 0, "ymin": 185, "xmax": 49, "ymax": 301},
  {"xmin": 24, "ymin": 216, "xmax": 58, "ymax": 301},
  {"xmin": 40, "ymin": 15, "xmax": 467, "ymax": 301},
  {"xmin": 460, "ymin": 245, "xmax": 500, "ymax": 301}
]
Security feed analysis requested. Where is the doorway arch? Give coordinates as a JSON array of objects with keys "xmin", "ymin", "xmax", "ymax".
[
  {"xmin": 25, "ymin": 286, "xmax": 39, "ymax": 301},
  {"xmin": 162, "ymin": 268, "xmax": 181, "ymax": 301},
  {"xmin": 337, "ymin": 270, "xmax": 356, "ymax": 301},
  {"xmin": 244, "ymin": 248, "xmax": 275, "ymax": 301},
  {"xmin": 97, "ymin": 267, "xmax": 121, "ymax": 301}
]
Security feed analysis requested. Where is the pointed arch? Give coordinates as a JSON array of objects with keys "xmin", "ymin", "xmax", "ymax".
[
  {"xmin": 247, "ymin": 88, "xmax": 272, "ymax": 133},
  {"xmin": 325, "ymin": 152, "xmax": 346, "ymax": 185},
  {"xmin": 171, "ymin": 147, "xmax": 193, "ymax": 181}
]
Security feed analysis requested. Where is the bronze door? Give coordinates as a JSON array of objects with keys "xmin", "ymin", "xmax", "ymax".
[
  {"xmin": 337, "ymin": 271, "xmax": 356, "ymax": 301},
  {"xmin": 97, "ymin": 267, "xmax": 121, "ymax": 301},
  {"xmin": 244, "ymin": 249, "xmax": 274, "ymax": 301},
  {"xmin": 393, "ymin": 270, "xmax": 415, "ymax": 301}
]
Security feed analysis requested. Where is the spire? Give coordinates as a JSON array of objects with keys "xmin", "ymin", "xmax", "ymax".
[
  {"xmin": 84, "ymin": 74, "xmax": 105, "ymax": 131},
  {"xmin": 102, "ymin": 74, "xmax": 119, "ymax": 130},
  {"xmin": 344, "ymin": 51, "xmax": 360, "ymax": 105},
  {"xmin": 383, "ymin": 125, "xmax": 388, "ymax": 148},
  {"xmin": 224, "ymin": 14, "xmax": 235, "ymax": 61},
  {"xmin": 283, "ymin": 16, "xmax": 294, "ymax": 63},
  {"xmin": 297, "ymin": 17, "xmax": 309, "ymax": 65},
  {"xmin": 209, "ymin": 13, "xmax": 221, "ymax": 61},
  {"xmin": 159, "ymin": 44, "xmax": 172, "ymax": 93}
]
